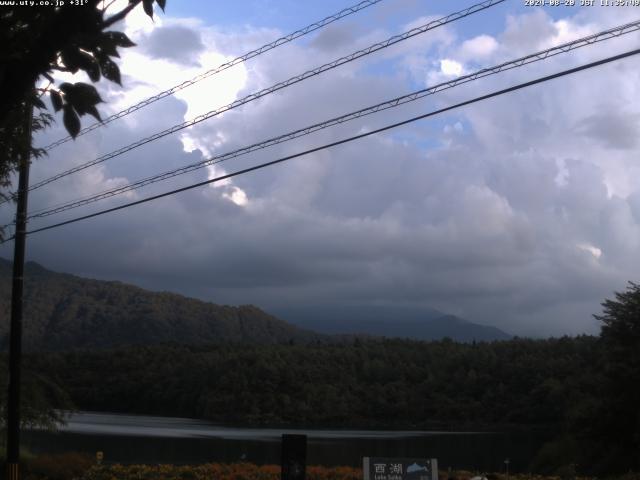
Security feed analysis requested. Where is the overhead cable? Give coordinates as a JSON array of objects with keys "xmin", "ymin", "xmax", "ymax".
[
  {"xmin": 25, "ymin": 19, "xmax": 640, "ymax": 220},
  {"xmin": 41, "ymin": 0, "xmax": 387, "ymax": 151},
  {"xmin": 7, "ymin": 47, "xmax": 636, "ymax": 241},
  {"xmin": 23, "ymin": 0, "xmax": 505, "ymax": 194}
]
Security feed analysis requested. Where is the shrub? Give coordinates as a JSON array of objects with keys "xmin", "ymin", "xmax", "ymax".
[{"xmin": 26, "ymin": 452, "xmax": 94, "ymax": 480}]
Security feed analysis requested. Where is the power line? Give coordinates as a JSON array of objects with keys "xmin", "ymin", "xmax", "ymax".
[
  {"xmin": 41, "ymin": 0, "xmax": 386, "ymax": 152},
  {"xmin": 10, "ymin": 47, "xmax": 637, "ymax": 241},
  {"xmin": 23, "ymin": 0, "xmax": 504, "ymax": 195},
  {"xmin": 23, "ymin": 19, "xmax": 640, "ymax": 221}
]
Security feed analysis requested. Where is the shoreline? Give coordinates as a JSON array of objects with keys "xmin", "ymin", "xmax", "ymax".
[{"xmin": 57, "ymin": 410, "xmax": 556, "ymax": 435}]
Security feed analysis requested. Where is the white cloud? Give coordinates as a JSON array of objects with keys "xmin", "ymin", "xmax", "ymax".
[
  {"xmin": 439, "ymin": 58, "xmax": 464, "ymax": 76},
  {"xmin": 2, "ymin": 5, "xmax": 640, "ymax": 338},
  {"xmin": 577, "ymin": 243, "xmax": 602, "ymax": 260},
  {"xmin": 459, "ymin": 34, "xmax": 498, "ymax": 60},
  {"xmin": 223, "ymin": 187, "xmax": 249, "ymax": 207},
  {"xmin": 545, "ymin": 19, "xmax": 596, "ymax": 49}
]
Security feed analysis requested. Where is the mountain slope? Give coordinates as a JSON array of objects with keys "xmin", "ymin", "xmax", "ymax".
[
  {"xmin": 0, "ymin": 258, "xmax": 320, "ymax": 351},
  {"xmin": 274, "ymin": 305, "xmax": 512, "ymax": 342},
  {"xmin": 1, "ymin": 258, "xmax": 511, "ymax": 349}
]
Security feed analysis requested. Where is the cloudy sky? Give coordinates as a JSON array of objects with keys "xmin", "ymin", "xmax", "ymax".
[{"xmin": 1, "ymin": 0, "xmax": 639, "ymax": 337}]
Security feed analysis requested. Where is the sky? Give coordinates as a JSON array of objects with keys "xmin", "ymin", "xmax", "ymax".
[{"xmin": 1, "ymin": 0, "xmax": 640, "ymax": 337}]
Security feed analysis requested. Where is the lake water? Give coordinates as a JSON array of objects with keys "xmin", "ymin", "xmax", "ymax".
[{"xmin": 23, "ymin": 412, "xmax": 550, "ymax": 472}]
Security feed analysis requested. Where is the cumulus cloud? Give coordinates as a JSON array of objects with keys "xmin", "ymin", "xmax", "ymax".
[
  {"xmin": 142, "ymin": 24, "xmax": 206, "ymax": 67},
  {"xmin": 576, "ymin": 110, "xmax": 640, "ymax": 150},
  {"xmin": 310, "ymin": 23, "xmax": 359, "ymax": 52},
  {"xmin": 459, "ymin": 34, "xmax": 498, "ymax": 61},
  {"xmin": 439, "ymin": 59, "xmax": 464, "ymax": 76},
  {"xmin": 2, "ymin": 4, "xmax": 640, "ymax": 338}
]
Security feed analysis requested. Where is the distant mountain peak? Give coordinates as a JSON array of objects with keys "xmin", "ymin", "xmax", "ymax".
[{"xmin": 272, "ymin": 305, "xmax": 511, "ymax": 342}]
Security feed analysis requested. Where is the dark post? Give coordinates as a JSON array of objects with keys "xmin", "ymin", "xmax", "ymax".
[
  {"xmin": 281, "ymin": 434, "xmax": 307, "ymax": 480},
  {"xmin": 5, "ymin": 100, "xmax": 32, "ymax": 480}
]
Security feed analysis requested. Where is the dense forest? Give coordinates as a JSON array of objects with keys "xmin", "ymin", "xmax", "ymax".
[
  {"xmin": 8, "ymin": 306, "xmax": 637, "ymax": 475},
  {"xmin": 22, "ymin": 337, "xmax": 596, "ymax": 429},
  {"xmin": 3, "ymin": 336, "xmax": 608, "ymax": 474}
]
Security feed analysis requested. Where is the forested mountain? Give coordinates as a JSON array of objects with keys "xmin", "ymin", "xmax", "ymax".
[
  {"xmin": 0, "ymin": 258, "xmax": 320, "ymax": 350},
  {"xmin": 0, "ymin": 258, "xmax": 509, "ymax": 349}
]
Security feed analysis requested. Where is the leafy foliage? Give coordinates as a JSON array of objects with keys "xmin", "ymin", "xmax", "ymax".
[
  {"xmin": 572, "ymin": 283, "xmax": 640, "ymax": 473},
  {"xmin": 25, "ymin": 452, "xmax": 94, "ymax": 480},
  {"xmin": 0, "ymin": 356, "xmax": 73, "ymax": 431},
  {"xmin": 0, "ymin": 0, "xmax": 167, "ymax": 208},
  {"xmin": 0, "ymin": 93, "xmax": 52, "ymax": 204}
]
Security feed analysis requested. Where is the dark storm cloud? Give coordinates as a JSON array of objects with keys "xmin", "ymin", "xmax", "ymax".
[
  {"xmin": 576, "ymin": 111, "xmax": 640, "ymax": 150},
  {"xmin": 142, "ymin": 24, "xmax": 206, "ymax": 67},
  {"xmin": 310, "ymin": 23, "xmax": 358, "ymax": 52}
]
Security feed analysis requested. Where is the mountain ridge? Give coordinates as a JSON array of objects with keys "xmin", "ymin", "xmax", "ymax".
[
  {"xmin": 0, "ymin": 257, "xmax": 321, "ymax": 351},
  {"xmin": 0, "ymin": 257, "xmax": 511, "ymax": 349},
  {"xmin": 275, "ymin": 305, "xmax": 511, "ymax": 342}
]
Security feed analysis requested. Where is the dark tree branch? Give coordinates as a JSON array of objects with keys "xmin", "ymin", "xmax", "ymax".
[{"xmin": 103, "ymin": 0, "xmax": 142, "ymax": 28}]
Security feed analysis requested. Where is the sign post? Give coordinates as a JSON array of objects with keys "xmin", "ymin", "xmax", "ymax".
[
  {"xmin": 363, "ymin": 458, "xmax": 438, "ymax": 480},
  {"xmin": 281, "ymin": 434, "xmax": 307, "ymax": 480}
]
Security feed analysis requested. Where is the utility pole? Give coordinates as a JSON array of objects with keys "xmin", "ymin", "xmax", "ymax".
[{"xmin": 5, "ymin": 98, "xmax": 33, "ymax": 480}]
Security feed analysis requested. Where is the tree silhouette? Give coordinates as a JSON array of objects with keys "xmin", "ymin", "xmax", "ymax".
[
  {"xmin": 589, "ymin": 282, "xmax": 640, "ymax": 472},
  {"xmin": 0, "ymin": 0, "xmax": 168, "ymax": 425},
  {"xmin": 0, "ymin": 0, "xmax": 166, "ymax": 202}
]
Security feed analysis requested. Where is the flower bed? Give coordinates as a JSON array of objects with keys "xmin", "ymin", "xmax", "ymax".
[{"xmin": 78, "ymin": 463, "xmax": 361, "ymax": 480}]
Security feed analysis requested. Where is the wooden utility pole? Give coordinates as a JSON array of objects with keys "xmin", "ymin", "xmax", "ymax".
[{"xmin": 5, "ymin": 99, "xmax": 33, "ymax": 480}]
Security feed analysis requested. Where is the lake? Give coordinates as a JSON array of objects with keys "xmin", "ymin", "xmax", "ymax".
[{"xmin": 23, "ymin": 412, "xmax": 550, "ymax": 472}]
